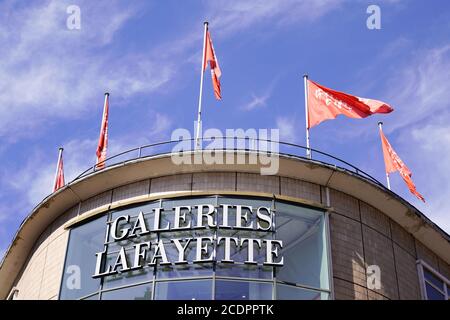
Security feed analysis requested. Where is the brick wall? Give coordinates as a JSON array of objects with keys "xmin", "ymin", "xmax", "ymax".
[
  {"xmin": 12, "ymin": 206, "xmax": 76, "ymax": 300},
  {"xmin": 328, "ymin": 189, "xmax": 448, "ymax": 300}
]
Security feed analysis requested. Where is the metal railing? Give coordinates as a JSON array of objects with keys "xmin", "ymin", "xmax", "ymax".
[{"xmin": 73, "ymin": 137, "xmax": 386, "ymax": 190}]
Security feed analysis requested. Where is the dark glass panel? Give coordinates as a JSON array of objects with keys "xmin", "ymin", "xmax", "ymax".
[
  {"xmin": 425, "ymin": 283, "xmax": 445, "ymax": 300},
  {"xmin": 276, "ymin": 284, "xmax": 329, "ymax": 300},
  {"xmin": 59, "ymin": 214, "xmax": 107, "ymax": 300},
  {"xmin": 275, "ymin": 202, "xmax": 328, "ymax": 290},
  {"xmin": 101, "ymin": 283, "xmax": 152, "ymax": 300},
  {"xmin": 154, "ymin": 280, "xmax": 212, "ymax": 300},
  {"xmin": 215, "ymin": 280, "xmax": 272, "ymax": 300}
]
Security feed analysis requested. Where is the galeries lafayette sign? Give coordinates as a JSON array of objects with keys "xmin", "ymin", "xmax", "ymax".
[{"xmin": 93, "ymin": 202, "xmax": 284, "ymax": 278}]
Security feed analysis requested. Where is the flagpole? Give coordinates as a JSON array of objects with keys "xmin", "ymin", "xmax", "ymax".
[
  {"xmin": 195, "ymin": 22, "xmax": 208, "ymax": 149},
  {"xmin": 53, "ymin": 147, "xmax": 63, "ymax": 190},
  {"xmin": 303, "ymin": 74, "xmax": 311, "ymax": 159},
  {"xmin": 378, "ymin": 121, "xmax": 391, "ymax": 190}
]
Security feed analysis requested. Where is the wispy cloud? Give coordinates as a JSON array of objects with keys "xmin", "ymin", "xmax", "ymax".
[
  {"xmin": 371, "ymin": 44, "xmax": 450, "ymax": 232},
  {"xmin": 179, "ymin": 0, "xmax": 346, "ymax": 66},
  {"xmin": 0, "ymin": 0, "xmax": 344, "ymax": 141},
  {"xmin": 242, "ymin": 93, "xmax": 270, "ymax": 111},
  {"xmin": 241, "ymin": 75, "xmax": 282, "ymax": 111},
  {"xmin": 0, "ymin": 0, "xmax": 173, "ymax": 139},
  {"xmin": 404, "ymin": 115, "xmax": 450, "ymax": 233},
  {"xmin": 206, "ymin": 0, "xmax": 344, "ymax": 36},
  {"xmin": 276, "ymin": 116, "xmax": 297, "ymax": 143},
  {"xmin": 152, "ymin": 113, "xmax": 173, "ymax": 136},
  {"xmin": 3, "ymin": 110, "xmax": 173, "ymax": 212},
  {"xmin": 384, "ymin": 45, "xmax": 450, "ymax": 133}
]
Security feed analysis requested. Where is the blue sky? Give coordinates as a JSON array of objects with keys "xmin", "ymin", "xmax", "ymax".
[{"xmin": 1, "ymin": 0, "xmax": 449, "ymax": 258}]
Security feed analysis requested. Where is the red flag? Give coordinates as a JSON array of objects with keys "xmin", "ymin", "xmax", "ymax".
[
  {"xmin": 307, "ymin": 80, "xmax": 393, "ymax": 128},
  {"xmin": 379, "ymin": 127, "xmax": 425, "ymax": 202},
  {"xmin": 203, "ymin": 30, "xmax": 222, "ymax": 100},
  {"xmin": 53, "ymin": 148, "xmax": 65, "ymax": 192},
  {"xmin": 96, "ymin": 93, "xmax": 109, "ymax": 169}
]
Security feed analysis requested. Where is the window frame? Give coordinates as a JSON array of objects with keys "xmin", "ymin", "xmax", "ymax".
[
  {"xmin": 59, "ymin": 194, "xmax": 333, "ymax": 300},
  {"xmin": 416, "ymin": 259, "xmax": 450, "ymax": 300}
]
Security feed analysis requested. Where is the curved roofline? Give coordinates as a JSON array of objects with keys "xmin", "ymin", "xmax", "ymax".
[{"xmin": 0, "ymin": 150, "xmax": 449, "ymax": 299}]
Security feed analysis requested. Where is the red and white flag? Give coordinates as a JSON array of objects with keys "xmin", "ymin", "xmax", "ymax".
[
  {"xmin": 96, "ymin": 93, "xmax": 109, "ymax": 169},
  {"xmin": 53, "ymin": 148, "xmax": 65, "ymax": 192},
  {"xmin": 307, "ymin": 80, "xmax": 393, "ymax": 128},
  {"xmin": 203, "ymin": 30, "xmax": 222, "ymax": 100},
  {"xmin": 379, "ymin": 127, "xmax": 425, "ymax": 202}
]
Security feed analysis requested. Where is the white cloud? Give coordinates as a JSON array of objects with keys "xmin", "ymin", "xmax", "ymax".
[
  {"xmin": 276, "ymin": 116, "xmax": 298, "ymax": 143},
  {"xmin": 206, "ymin": 0, "xmax": 344, "ymax": 36},
  {"xmin": 4, "ymin": 110, "xmax": 173, "ymax": 210},
  {"xmin": 242, "ymin": 93, "xmax": 270, "ymax": 111},
  {"xmin": 167, "ymin": 0, "xmax": 346, "ymax": 68},
  {"xmin": 0, "ymin": 0, "xmax": 174, "ymax": 139},
  {"xmin": 0, "ymin": 0, "xmax": 347, "ymax": 140},
  {"xmin": 379, "ymin": 37, "xmax": 412, "ymax": 60},
  {"xmin": 383, "ymin": 45, "xmax": 450, "ymax": 133},
  {"xmin": 376, "ymin": 45, "xmax": 450, "ymax": 233},
  {"xmin": 406, "ymin": 119, "xmax": 450, "ymax": 233},
  {"xmin": 153, "ymin": 113, "xmax": 173, "ymax": 136},
  {"xmin": 241, "ymin": 76, "xmax": 282, "ymax": 111},
  {"xmin": 0, "ymin": 0, "xmax": 351, "ymax": 253}
]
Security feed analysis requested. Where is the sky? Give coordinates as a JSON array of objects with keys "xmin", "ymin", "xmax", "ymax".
[{"xmin": 0, "ymin": 0, "xmax": 449, "ymax": 259}]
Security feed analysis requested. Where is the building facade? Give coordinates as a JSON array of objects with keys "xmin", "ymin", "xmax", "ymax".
[{"xmin": 1, "ymin": 150, "xmax": 449, "ymax": 300}]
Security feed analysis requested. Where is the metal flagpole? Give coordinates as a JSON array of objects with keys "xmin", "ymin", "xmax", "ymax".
[
  {"xmin": 195, "ymin": 22, "xmax": 209, "ymax": 149},
  {"xmin": 378, "ymin": 121, "xmax": 391, "ymax": 190},
  {"xmin": 53, "ymin": 147, "xmax": 63, "ymax": 189},
  {"xmin": 303, "ymin": 74, "xmax": 311, "ymax": 159}
]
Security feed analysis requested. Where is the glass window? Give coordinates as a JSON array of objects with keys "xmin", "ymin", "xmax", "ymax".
[
  {"xmin": 275, "ymin": 202, "xmax": 329, "ymax": 290},
  {"xmin": 420, "ymin": 264, "xmax": 449, "ymax": 300},
  {"xmin": 59, "ymin": 214, "xmax": 107, "ymax": 299},
  {"xmin": 215, "ymin": 280, "xmax": 272, "ymax": 300},
  {"xmin": 425, "ymin": 283, "xmax": 445, "ymax": 300},
  {"xmin": 102, "ymin": 254, "xmax": 154, "ymax": 290},
  {"xmin": 107, "ymin": 202, "xmax": 158, "ymax": 246},
  {"xmin": 108, "ymin": 222, "xmax": 158, "ymax": 252},
  {"xmin": 160, "ymin": 197, "xmax": 217, "ymax": 237},
  {"xmin": 216, "ymin": 228, "xmax": 273, "ymax": 279},
  {"xmin": 154, "ymin": 280, "xmax": 212, "ymax": 300},
  {"xmin": 60, "ymin": 195, "xmax": 331, "ymax": 300},
  {"xmin": 217, "ymin": 197, "xmax": 273, "ymax": 229},
  {"xmin": 216, "ymin": 264, "xmax": 273, "ymax": 279},
  {"xmin": 276, "ymin": 284, "xmax": 328, "ymax": 300},
  {"xmin": 424, "ymin": 269, "xmax": 445, "ymax": 291},
  {"xmin": 156, "ymin": 240, "xmax": 213, "ymax": 279},
  {"xmin": 101, "ymin": 283, "xmax": 152, "ymax": 300}
]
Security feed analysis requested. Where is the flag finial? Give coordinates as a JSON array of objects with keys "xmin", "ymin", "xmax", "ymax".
[
  {"xmin": 104, "ymin": 92, "xmax": 110, "ymax": 96},
  {"xmin": 204, "ymin": 21, "xmax": 209, "ymax": 26},
  {"xmin": 59, "ymin": 147, "xmax": 64, "ymax": 151}
]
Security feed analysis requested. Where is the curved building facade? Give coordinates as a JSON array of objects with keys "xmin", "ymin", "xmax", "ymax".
[{"xmin": 1, "ymin": 149, "xmax": 449, "ymax": 300}]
